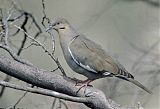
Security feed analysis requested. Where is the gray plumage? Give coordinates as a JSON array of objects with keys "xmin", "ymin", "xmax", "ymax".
[{"xmin": 49, "ymin": 18, "xmax": 152, "ymax": 94}]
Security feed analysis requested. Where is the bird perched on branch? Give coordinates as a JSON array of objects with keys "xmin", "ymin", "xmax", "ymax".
[{"xmin": 47, "ymin": 18, "xmax": 152, "ymax": 94}]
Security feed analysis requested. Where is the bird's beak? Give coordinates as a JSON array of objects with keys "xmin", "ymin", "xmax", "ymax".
[{"xmin": 46, "ymin": 23, "xmax": 56, "ymax": 32}]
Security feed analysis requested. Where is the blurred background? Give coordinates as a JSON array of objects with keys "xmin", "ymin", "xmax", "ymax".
[{"xmin": 0, "ymin": 0, "xmax": 159, "ymax": 109}]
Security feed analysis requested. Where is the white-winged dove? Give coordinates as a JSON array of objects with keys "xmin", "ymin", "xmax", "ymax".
[{"xmin": 48, "ymin": 18, "xmax": 152, "ymax": 94}]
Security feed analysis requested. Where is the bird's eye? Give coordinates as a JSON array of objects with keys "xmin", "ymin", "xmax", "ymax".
[{"xmin": 57, "ymin": 22, "xmax": 60, "ymax": 25}]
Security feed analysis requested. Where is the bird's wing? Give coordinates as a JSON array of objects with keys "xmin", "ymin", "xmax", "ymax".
[
  {"xmin": 68, "ymin": 35, "xmax": 152, "ymax": 94},
  {"xmin": 68, "ymin": 35, "xmax": 119, "ymax": 75}
]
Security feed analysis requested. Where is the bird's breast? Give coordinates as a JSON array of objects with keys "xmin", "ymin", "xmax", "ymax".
[{"xmin": 59, "ymin": 36, "xmax": 104, "ymax": 79}]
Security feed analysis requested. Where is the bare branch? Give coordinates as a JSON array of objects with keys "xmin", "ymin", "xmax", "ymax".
[
  {"xmin": 59, "ymin": 99, "xmax": 69, "ymax": 109},
  {"xmin": 41, "ymin": 0, "xmax": 56, "ymax": 55},
  {"xmin": 50, "ymin": 98, "xmax": 57, "ymax": 109},
  {"xmin": 13, "ymin": 91, "xmax": 28, "ymax": 108},
  {"xmin": 0, "ymin": 44, "xmax": 33, "ymax": 66},
  {"xmin": 0, "ymin": 55, "xmax": 140, "ymax": 109},
  {"xmin": 0, "ymin": 75, "xmax": 11, "ymax": 96},
  {"xmin": 14, "ymin": 25, "xmax": 66, "ymax": 76},
  {"xmin": 0, "ymin": 80, "xmax": 87, "ymax": 103},
  {"xmin": 41, "ymin": 0, "xmax": 50, "ymax": 28}
]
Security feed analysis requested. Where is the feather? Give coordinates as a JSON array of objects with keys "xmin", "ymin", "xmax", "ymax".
[{"xmin": 68, "ymin": 36, "xmax": 97, "ymax": 73}]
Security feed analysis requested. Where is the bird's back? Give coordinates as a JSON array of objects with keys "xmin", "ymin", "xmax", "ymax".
[{"xmin": 69, "ymin": 34, "xmax": 128, "ymax": 76}]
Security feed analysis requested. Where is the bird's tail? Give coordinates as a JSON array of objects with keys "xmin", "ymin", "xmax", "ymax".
[
  {"xmin": 116, "ymin": 69, "xmax": 152, "ymax": 94},
  {"xmin": 127, "ymin": 78, "xmax": 152, "ymax": 94}
]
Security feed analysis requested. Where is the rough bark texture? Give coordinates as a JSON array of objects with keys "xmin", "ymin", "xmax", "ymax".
[{"xmin": 0, "ymin": 55, "xmax": 137, "ymax": 109}]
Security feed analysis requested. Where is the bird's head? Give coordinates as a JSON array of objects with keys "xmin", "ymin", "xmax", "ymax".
[
  {"xmin": 46, "ymin": 18, "xmax": 78, "ymax": 40},
  {"xmin": 47, "ymin": 18, "xmax": 70, "ymax": 32}
]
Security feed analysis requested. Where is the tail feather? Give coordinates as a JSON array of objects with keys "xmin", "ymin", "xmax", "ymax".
[
  {"xmin": 128, "ymin": 78, "xmax": 152, "ymax": 94},
  {"xmin": 118, "ymin": 69, "xmax": 134, "ymax": 79},
  {"xmin": 116, "ymin": 69, "xmax": 152, "ymax": 94}
]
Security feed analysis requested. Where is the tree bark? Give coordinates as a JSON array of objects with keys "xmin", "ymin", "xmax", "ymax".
[{"xmin": 0, "ymin": 55, "xmax": 138, "ymax": 109}]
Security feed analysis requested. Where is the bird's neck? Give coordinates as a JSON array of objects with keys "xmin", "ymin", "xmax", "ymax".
[
  {"xmin": 58, "ymin": 26, "xmax": 79, "ymax": 47},
  {"xmin": 57, "ymin": 26, "xmax": 79, "ymax": 60}
]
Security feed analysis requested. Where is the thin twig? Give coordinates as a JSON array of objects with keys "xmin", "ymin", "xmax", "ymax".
[
  {"xmin": 0, "ymin": 75, "xmax": 11, "ymax": 96},
  {"xmin": 59, "ymin": 99, "xmax": 68, "ymax": 109},
  {"xmin": 0, "ymin": 44, "xmax": 33, "ymax": 66},
  {"xmin": 13, "ymin": 91, "xmax": 28, "ymax": 108},
  {"xmin": 50, "ymin": 98, "xmax": 57, "ymax": 109},
  {"xmin": 41, "ymin": 0, "xmax": 56, "ymax": 54},
  {"xmin": 0, "ymin": 80, "xmax": 87, "ymax": 103},
  {"xmin": 41, "ymin": 0, "xmax": 50, "ymax": 28},
  {"xmin": 14, "ymin": 25, "xmax": 66, "ymax": 76}
]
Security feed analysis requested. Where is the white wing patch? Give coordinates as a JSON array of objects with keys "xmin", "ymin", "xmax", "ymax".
[
  {"xmin": 79, "ymin": 63, "xmax": 97, "ymax": 73},
  {"xmin": 103, "ymin": 72, "xmax": 111, "ymax": 76},
  {"xmin": 68, "ymin": 36, "xmax": 97, "ymax": 73}
]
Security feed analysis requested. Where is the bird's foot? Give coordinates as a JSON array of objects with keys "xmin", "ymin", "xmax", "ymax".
[
  {"xmin": 75, "ymin": 82, "xmax": 93, "ymax": 87},
  {"xmin": 75, "ymin": 79, "xmax": 93, "ymax": 94}
]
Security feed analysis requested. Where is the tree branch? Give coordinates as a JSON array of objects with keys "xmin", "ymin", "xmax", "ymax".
[
  {"xmin": 0, "ymin": 80, "xmax": 87, "ymax": 103},
  {"xmin": 0, "ymin": 55, "xmax": 139, "ymax": 109}
]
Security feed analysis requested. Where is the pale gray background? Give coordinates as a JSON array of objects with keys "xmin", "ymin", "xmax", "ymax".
[{"xmin": 0, "ymin": 0, "xmax": 159, "ymax": 109}]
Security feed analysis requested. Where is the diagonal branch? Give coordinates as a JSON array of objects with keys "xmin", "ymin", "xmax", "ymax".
[
  {"xmin": 0, "ymin": 80, "xmax": 87, "ymax": 103},
  {"xmin": 0, "ymin": 44, "xmax": 33, "ymax": 66},
  {"xmin": 0, "ymin": 55, "xmax": 140, "ymax": 109},
  {"xmin": 14, "ymin": 25, "xmax": 66, "ymax": 76}
]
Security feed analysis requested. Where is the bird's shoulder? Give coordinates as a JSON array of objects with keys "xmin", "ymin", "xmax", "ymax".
[{"xmin": 69, "ymin": 34, "xmax": 119, "ymax": 74}]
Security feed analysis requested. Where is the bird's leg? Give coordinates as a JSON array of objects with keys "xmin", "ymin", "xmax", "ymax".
[
  {"xmin": 75, "ymin": 79, "xmax": 93, "ymax": 93},
  {"xmin": 75, "ymin": 79, "xmax": 92, "ymax": 86}
]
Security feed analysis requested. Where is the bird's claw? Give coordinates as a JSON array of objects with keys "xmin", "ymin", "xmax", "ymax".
[{"xmin": 75, "ymin": 79, "xmax": 93, "ymax": 94}]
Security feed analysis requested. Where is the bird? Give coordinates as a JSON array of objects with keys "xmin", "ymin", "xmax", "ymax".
[{"xmin": 47, "ymin": 18, "xmax": 152, "ymax": 94}]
